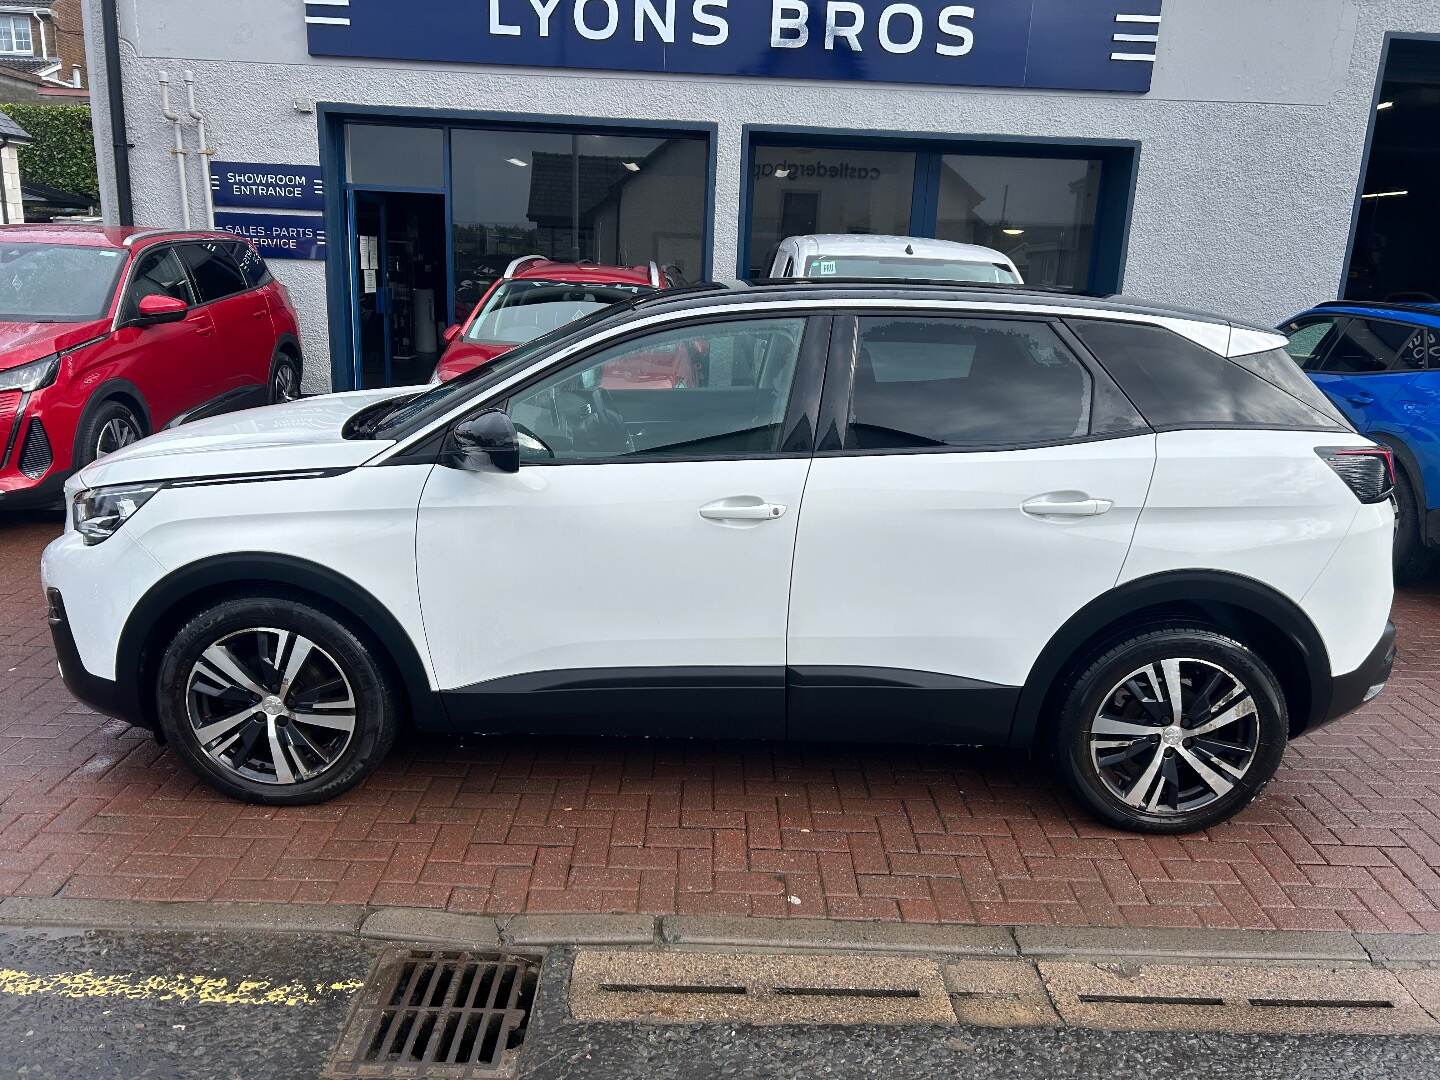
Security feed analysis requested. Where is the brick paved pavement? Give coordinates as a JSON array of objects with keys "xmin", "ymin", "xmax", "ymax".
[{"xmin": 2, "ymin": 513, "xmax": 1439, "ymax": 932}]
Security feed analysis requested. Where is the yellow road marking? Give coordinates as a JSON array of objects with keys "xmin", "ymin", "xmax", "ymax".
[{"xmin": 0, "ymin": 968, "xmax": 365, "ymax": 1006}]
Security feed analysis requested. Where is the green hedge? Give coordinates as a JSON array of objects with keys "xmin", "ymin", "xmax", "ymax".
[{"xmin": 0, "ymin": 103, "xmax": 99, "ymax": 200}]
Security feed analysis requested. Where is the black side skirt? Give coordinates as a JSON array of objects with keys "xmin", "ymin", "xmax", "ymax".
[{"xmin": 442, "ymin": 665, "xmax": 1019, "ymax": 745}]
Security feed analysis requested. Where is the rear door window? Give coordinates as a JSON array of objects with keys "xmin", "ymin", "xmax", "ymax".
[
  {"xmin": 178, "ymin": 241, "xmax": 248, "ymax": 304},
  {"xmin": 845, "ymin": 317, "xmax": 1106, "ymax": 451},
  {"xmin": 1069, "ymin": 319, "xmax": 1348, "ymax": 431},
  {"xmin": 1322, "ymin": 318, "xmax": 1427, "ymax": 374}
]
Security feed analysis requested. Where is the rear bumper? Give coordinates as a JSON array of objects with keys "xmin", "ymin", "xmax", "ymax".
[{"xmin": 1306, "ymin": 621, "xmax": 1396, "ymax": 735}]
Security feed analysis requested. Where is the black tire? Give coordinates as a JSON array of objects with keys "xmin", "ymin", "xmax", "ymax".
[
  {"xmin": 1392, "ymin": 465, "xmax": 1435, "ymax": 586},
  {"xmin": 74, "ymin": 399, "xmax": 144, "ymax": 467},
  {"xmin": 268, "ymin": 351, "xmax": 302, "ymax": 404},
  {"xmin": 1054, "ymin": 625, "xmax": 1288, "ymax": 834},
  {"xmin": 155, "ymin": 595, "xmax": 398, "ymax": 805}
]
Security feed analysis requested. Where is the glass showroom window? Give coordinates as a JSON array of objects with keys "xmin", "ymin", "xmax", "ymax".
[
  {"xmin": 450, "ymin": 128, "xmax": 708, "ymax": 317},
  {"xmin": 747, "ymin": 145, "xmax": 917, "ymax": 278},
  {"xmin": 935, "ymin": 154, "xmax": 1102, "ymax": 291},
  {"xmin": 0, "ymin": 16, "xmax": 33, "ymax": 54}
]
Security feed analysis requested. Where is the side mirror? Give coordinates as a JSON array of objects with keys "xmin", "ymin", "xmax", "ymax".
[
  {"xmin": 451, "ymin": 409, "xmax": 519, "ymax": 473},
  {"xmin": 133, "ymin": 294, "xmax": 188, "ymax": 327},
  {"xmin": 442, "ymin": 324, "xmax": 462, "ymax": 345}
]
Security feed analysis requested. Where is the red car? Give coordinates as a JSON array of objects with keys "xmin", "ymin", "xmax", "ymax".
[
  {"xmin": 0, "ymin": 225, "xmax": 303, "ymax": 508},
  {"xmin": 433, "ymin": 257, "xmax": 673, "ymax": 383}
]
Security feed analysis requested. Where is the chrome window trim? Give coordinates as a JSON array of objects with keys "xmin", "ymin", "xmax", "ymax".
[{"xmin": 363, "ymin": 297, "xmax": 1257, "ymax": 467}]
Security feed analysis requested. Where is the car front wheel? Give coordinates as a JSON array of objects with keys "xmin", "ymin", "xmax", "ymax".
[
  {"xmin": 155, "ymin": 596, "xmax": 398, "ymax": 805},
  {"xmin": 1055, "ymin": 626, "xmax": 1288, "ymax": 834}
]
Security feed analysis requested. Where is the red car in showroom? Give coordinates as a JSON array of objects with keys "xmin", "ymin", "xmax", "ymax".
[
  {"xmin": 0, "ymin": 225, "xmax": 303, "ymax": 508},
  {"xmin": 432, "ymin": 256, "xmax": 674, "ymax": 383}
]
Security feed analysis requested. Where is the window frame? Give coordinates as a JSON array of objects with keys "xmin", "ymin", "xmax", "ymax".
[
  {"xmin": 813, "ymin": 310, "xmax": 1148, "ymax": 458},
  {"xmin": 446, "ymin": 311, "xmax": 834, "ymax": 468},
  {"xmin": 0, "ymin": 15, "xmax": 33, "ymax": 56}
]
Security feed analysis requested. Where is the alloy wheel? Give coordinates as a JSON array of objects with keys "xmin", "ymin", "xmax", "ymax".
[
  {"xmin": 95, "ymin": 416, "xmax": 140, "ymax": 457},
  {"xmin": 273, "ymin": 363, "xmax": 299, "ymax": 403},
  {"xmin": 1088, "ymin": 657, "xmax": 1261, "ymax": 816},
  {"xmin": 185, "ymin": 627, "xmax": 357, "ymax": 785}
]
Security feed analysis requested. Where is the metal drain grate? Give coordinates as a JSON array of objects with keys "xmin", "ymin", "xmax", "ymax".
[{"xmin": 325, "ymin": 949, "xmax": 540, "ymax": 1078}]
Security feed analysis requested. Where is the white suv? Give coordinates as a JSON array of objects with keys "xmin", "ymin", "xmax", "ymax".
[
  {"xmin": 42, "ymin": 282, "xmax": 1397, "ymax": 834},
  {"xmin": 769, "ymin": 235, "xmax": 1023, "ymax": 284}
]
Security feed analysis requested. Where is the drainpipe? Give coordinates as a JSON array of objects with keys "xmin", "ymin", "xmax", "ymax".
[
  {"xmin": 158, "ymin": 71, "xmax": 190, "ymax": 229},
  {"xmin": 183, "ymin": 71, "xmax": 214, "ymax": 229},
  {"xmin": 100, "ymin": 0, "xmax": 132, "ymax": 224}
]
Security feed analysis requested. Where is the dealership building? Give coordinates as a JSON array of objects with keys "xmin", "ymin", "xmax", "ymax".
[{"xmin": 81, "ymin": 0, "xmax": 1440, "ymax": 393}]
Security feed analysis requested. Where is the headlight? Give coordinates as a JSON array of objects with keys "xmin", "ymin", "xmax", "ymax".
[
  {"xmin": 0, "ymin": 354, "xmax": 60, "ymax": 392},
  {"xmin": 72, "ymin": 482, "xmax": 163, "ymax": 545}
]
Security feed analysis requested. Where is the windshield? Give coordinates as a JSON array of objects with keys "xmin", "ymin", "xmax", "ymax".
[
  {"xmin": 804, "ymin": 255, "xmax": 1018, "ymax": 284},
  {"xmin": 0, "ymin": 243, "xmax": 127, "ymax": 322},
  {"xmin": 465, "ymin": 280, "xmax": 654, "ymax": 346},
  {"xmin": 367, "ymin": 298, "xmax": 645, "ymax": 440}
]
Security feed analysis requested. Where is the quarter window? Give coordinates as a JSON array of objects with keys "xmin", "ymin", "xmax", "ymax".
[
  {"xmin": 845, "ymin": 317, "xmax": 1095, "ymax": 451},
  {"xmin": 227, "ymin": 242, "xmax": 271, "ymax": 290},
  {"xmin": 1070, "ymin": 320, "xmax": 1347, "ymax": 431},
  {"xmin": 121, "ymin": 248, "xmax": 193, "ymax": 323},
  {"xmin": 507, "ymin": 318, "xmax": 806, "ymax": 463},
  {"xmin": 178, "ymin": 242, "xmax": 248, "ymax": 304}
]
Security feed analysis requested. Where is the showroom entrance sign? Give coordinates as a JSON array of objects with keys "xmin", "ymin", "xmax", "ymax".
[
  {"xmin": 210, "ymin": 161, "xmax": 325, "ymax": 211},
  {"xmin": 303, "ymin": 0, "xmax": 1165, "ymax": 93}
]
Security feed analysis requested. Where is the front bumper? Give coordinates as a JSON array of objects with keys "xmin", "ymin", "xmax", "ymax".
[
  {"xmin": 47, "ymin": 587, "xmax": 142, "ymax": 727},
  {"xmin": 1307, "ymin": 620, "xmax": 1397, "ymax": 734}
]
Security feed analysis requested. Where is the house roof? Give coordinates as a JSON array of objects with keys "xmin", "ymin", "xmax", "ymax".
[{"xmin": 0, "ymin": 109, "xmax": 30, "ymax": 142}]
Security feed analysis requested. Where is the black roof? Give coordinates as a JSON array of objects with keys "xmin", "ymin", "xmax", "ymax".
[{"xmin": 630, "ymin": 279, "xmax": 1256, "ymax": 330}]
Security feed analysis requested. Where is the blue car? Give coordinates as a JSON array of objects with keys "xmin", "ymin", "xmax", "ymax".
[{"xmin": 1280, "ymin": 301, "xmax": 1440, "ymax": 582}]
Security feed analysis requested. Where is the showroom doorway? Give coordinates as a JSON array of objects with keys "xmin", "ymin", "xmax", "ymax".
[
  {"xmin": 1346, "ymin": 36, "xmax": 1440, "ymax": 302},
  {"xmin": 350, "ymin": 190, "xmax": 448, "ymax": 388}
]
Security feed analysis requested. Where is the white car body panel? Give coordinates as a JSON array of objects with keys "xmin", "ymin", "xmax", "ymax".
[
  {"xmin": 46, "ymin": 464, "xmax": 437, "ymax": 685},
  {"xmin": 787, "ymin": 435, "xmax": 1157, "ymax": 687},
  {"xmin": 1300, "ymin": 501, "xmax": 1395, "ymax": 676},
  {"xmin": 69, "ymin": 387, "xmax": 409, "ymax": 488},
  {"xmin": 416, "ymin": 458, "xmax": 811, "ymax": 691},
  {"xmin": 1118, "ymin": 429, "xmax": 1392, "ymax": 676},
  {"xmin": 770, "ymin": 234, "xmax": 1023, "ymax": 283}
]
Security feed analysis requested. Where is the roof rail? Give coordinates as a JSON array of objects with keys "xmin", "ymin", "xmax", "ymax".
[
  {"xmin": 746, "ymin": 276, "xmax": 1095, "ymax": 297},
  {"xmin": 503, "ymin": 254, "xmax": 547, "ymax": 277},
  {"xmin": 1313, "ymin": 298, "xmax": 1440, "ymax": 316},
  {"xmin": 121, "ymin": 228, "xmax": 213, "ymax": 247}
]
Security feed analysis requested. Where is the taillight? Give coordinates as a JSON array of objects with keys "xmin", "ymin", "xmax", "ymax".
[{"xmin": 1316, "ymin": 446, "xmax": 1395, "ymax": 504}]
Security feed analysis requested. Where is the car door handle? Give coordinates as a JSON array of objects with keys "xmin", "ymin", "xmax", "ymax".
[
  {"xmin": 1022, "ymin": 494, "xmax": 1114, "ymax": 518},
  {"xmin": 1345, "ymin": 392, "xmax": 1375, "ymax": 406},
  {"xmin": 251, "ymin": 310, "xmax": 267, "ymax": 319},
  {"xmin": 194, "ymin": 324, "xmax": 215, "ymax": 336},
  {"xmin": 699, "ymin": 498, "xmax": 788, "ymax": 522}
]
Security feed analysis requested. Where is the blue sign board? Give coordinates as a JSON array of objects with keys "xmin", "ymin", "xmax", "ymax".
[
  {"xmin": 304, "ymin": 0, "xmax": 1164, "ymax": 93},
  {"xmin": 214, "ymin": 212, "xmax": 327, "ymax": 261},
  {"xmin": 210, "ymin": 161, "xmax": 325, "ymax": 211}
]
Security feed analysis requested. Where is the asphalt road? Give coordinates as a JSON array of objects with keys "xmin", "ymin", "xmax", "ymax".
[{"xmin": 1, "ymin": 929, "xmax": 1439, "ymax": 1080}]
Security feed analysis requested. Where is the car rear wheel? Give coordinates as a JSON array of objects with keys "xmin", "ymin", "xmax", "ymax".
[
  {"xmin": 155, "ymin": 596, "xmax": 398, "ymax": 805},
  {"xmin": 1392, "ymin": 466, "xmax": 1434, "ymax": 585},
  {"xmin": 269, "ymin": 352, "xmax": 301, "ymax": 404},
  {"xmin": 75, "ymin": 400, "xmax": 144, "ymax": 466},
  {"xmin": 1054, "ymin": 626, "xmax": 1288, "ymax": 834}
]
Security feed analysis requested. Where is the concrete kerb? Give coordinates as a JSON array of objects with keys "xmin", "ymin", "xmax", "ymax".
[{"xmin": 2, "ymin": 898, "xmax": 1438, "ymax": 972}]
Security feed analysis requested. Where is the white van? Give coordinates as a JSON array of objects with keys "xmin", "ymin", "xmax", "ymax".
[{"xmin": 769, "ymin": 234, "xmax": 1023, "ymax": 284}]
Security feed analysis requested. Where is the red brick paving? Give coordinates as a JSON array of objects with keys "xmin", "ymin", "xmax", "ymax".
[{"xmin": 3, "ymin": 513, "xmax": 1439, "ymax": 932}]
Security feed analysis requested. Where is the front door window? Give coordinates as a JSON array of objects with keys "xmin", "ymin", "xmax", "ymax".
[{"xmin": 507, "ymin": 318, "xmax": 807, "ymax": 463}]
